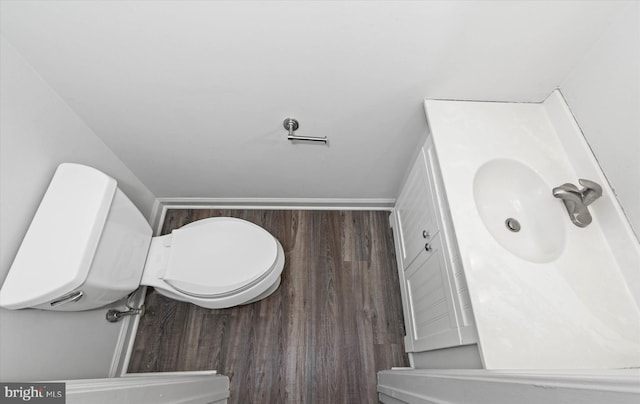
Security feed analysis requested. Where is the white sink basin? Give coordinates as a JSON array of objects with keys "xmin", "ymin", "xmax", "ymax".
[{"xmin": 473, "ymin": 159, "xmax": 566, "ymax": 263}]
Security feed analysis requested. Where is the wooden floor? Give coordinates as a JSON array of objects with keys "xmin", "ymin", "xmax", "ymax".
[{"xmin": 128, "ymin": 209, "xmax": 409, "ymax": 403}]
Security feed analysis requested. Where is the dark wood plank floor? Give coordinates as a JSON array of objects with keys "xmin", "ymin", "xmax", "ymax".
[{"xmin": 128, "ymin": 209, "xmax": 409, "ymax": 403}]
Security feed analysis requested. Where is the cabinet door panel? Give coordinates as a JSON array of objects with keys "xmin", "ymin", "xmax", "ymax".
[
  {"xmin": 404, "ymin": 234, "xmax": 461, "ymax": 351},
  {"xmin": 393, "ymin": 136, "xmax": 478, "ymax": 353},
  {"xmin": 395, "ymin": 150, "xmax": 439, "ymax": 267},
  {"xmin": 424, "ymin": 137, "xmax": 477, "ymax": 339}
]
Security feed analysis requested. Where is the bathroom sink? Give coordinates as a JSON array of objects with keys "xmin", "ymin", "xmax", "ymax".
[{"xmin": 473, "ymin": 159, "xmax": 566, "ymax": 263}]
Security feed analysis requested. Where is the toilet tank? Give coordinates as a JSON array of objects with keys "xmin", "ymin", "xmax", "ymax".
[{"xmin": 0, "ymin": 163, "xmax": 153, "ymax": 311}]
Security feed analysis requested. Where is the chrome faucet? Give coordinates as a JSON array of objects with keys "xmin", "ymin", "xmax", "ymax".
[{"xmin": 552, "ymin": 179, "xmax": 602, "ymax": 227}]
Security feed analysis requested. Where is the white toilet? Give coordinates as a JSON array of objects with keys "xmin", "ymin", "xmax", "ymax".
[{"xmin": 0, "ymin": 163, "xmax": 285, "ymax": 311}]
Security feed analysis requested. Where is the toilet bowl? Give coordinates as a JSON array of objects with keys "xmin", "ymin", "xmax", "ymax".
[
  {"xmin": 0, "ymin": 163, "xmax": 285, "ymax": 311},
  {"xmin": 142, "ymin": 217, "xmax": 285, "ymax": 309}
]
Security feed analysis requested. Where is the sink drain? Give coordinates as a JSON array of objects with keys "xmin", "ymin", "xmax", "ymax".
[{"xmin": 505, "ymin": 218, "xmax": 521, "ymax": 232}]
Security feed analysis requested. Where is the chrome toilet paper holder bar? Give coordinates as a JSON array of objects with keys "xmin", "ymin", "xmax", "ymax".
[{"xmin": 284, "ymin": 118, "xmax": 327, "ymax": 144}]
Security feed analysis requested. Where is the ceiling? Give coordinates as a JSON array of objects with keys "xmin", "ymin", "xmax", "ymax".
[{"xmin": 0, "ymin": 1, "xmax": 628, "ymax": 200}]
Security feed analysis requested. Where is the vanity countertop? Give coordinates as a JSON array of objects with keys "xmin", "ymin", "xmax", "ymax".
[{"xmin": 424, "ymin": 92, "xmax": 640, "ymax": 369}]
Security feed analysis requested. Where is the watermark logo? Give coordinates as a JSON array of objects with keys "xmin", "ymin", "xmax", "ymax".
[{"xmin": 0, "ymin": 383, "xmax": 65, "ymax": 403}]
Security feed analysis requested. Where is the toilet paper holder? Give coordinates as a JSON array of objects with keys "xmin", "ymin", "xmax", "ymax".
[{"xmin": 284, "ymin": 118, "xmax": 328, "ymax": 144}]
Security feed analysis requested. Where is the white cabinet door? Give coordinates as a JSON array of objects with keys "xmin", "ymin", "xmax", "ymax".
[
  {"xmin": 423, "ymin": 138, "xmax": 476, "ymax": 342},
  {"xmin": 404, "ymin": 234, "xmax": 461, "ymax": 351},
  {"xmin": 395, "ymin": 150, "xmax": 439, "ymax": 268},
  {"xmin": 392, "ymin": 137, "xmax": 477, "ymax": 353}
]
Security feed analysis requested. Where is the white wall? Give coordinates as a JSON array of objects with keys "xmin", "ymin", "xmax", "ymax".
[
  {"xmin": 560, "ymin": 1, "xmax": 640, "ymax": 236},
  {"xmin": 0, "ymin": 1, "xmax": 628, "ymax": 202},
  {"xmin": 0, "ymin": 36, "xmax": 156, "ymax": 381}
]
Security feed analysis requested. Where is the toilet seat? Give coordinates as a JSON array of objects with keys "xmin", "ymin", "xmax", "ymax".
[{"xmin": 160, "ymin": 217, "xmax": 280, "ymax": 298}]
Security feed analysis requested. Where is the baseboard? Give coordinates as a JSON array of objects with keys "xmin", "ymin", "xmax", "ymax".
[
  {"xmin": 151, "ymin": 197, "xmax": 396, "ymax": 235},
  {"xmin": 148, "ymin": 199, "xmax": 163, "ymax": 234},
  {"xmin": 156, "ymin": 197, "xmax": 395, "ymax": 210}
]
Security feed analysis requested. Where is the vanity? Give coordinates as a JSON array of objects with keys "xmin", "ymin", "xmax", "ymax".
[{"xmin": 391, "ymin": 91, "xmax": 640, "ymax": 370}]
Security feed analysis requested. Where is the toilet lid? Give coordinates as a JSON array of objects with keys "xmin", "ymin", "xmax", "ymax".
[{"xmin": 162, "ymin": 217, "xmax": 279, "ymax": 297}]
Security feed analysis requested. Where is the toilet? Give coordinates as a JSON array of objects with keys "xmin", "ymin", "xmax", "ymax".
[{"xmin": 0, "ymin": 163, "xmax": 285, "ymax": 311}]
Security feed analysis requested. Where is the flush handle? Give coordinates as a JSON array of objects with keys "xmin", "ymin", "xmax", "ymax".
[
  {"xmin": 422, "ymin": 230, "xmax": 430, "ymax": 239},
  {"xmin": 50, "ymin": 290, "xmax": 84, "ymax": 307},
  {"xmin": 425, "ymin": 243, "xmax": 432, "ymax": 252}
]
